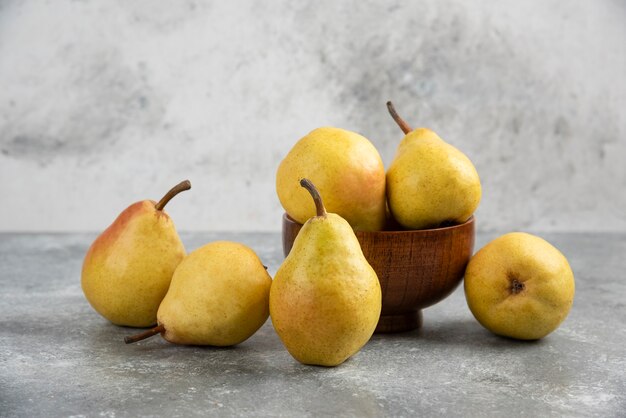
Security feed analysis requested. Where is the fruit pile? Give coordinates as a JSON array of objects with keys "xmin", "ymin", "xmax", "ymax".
[
  {"xmin": 81, "ymin": 101, "xmax": 575, "ymax": 367},
  {"xmin": 277, "ymin": 102, "xmax": 481, "ymax": 232}
]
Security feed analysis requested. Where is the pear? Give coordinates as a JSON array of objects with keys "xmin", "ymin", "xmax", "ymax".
[
  {"xmin": 81, "ymin": 180, "xmax": 190, "ymax": 327},
  {"xmin": 270, "ymin": 179, "xmax": 382, "ymax": 366},
  {"xmin": 464, "ymin": 232, "xmax": 575, "ymax": 340},
  {"xmin": 125, "ymin": 241, "xmax": 272, "ymax": 346},
  {"xmin": 276, "ymin": 127, "xmax": 386, "ymax": 231},
  {"xmin": 385, "ymin": 101, "xmax": 481, "ymax": 230}
]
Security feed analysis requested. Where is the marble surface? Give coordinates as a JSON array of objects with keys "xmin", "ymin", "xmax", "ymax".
[
  {"xmin": 1, "ymin": 1, "xmax": 625, "ymax": 233},
  {"xmin": 0, "ymin": 232, "xmax": 624, "ymax": 417}
]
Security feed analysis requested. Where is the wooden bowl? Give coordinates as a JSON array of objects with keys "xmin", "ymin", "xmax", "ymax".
[{"xmin": 282, "ymin": 213, "xmax": 475, "ymax": 333}]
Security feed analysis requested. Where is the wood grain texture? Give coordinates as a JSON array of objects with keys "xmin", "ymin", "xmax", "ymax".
[{"xmin": 282, "ymin": 214, "xmax": 475, "ymax": 333}]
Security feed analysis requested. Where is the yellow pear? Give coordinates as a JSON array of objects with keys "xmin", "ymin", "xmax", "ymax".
[
  {"xmin": 276, "ymin": 127, "xmax": 386, "ymax": 231},
  {"xmin": 270, "ymin": 179, "xmax": 382, "ymax": 366},
  {"xmin": 385, "ymin": 102, "xmax": 481, "ymax": 230},
  {"xmin": 125, "ymin": 241, "xmax": 272, "ymax": 346},
  {"xmin": 464, "ymin": 232, "xmax": 575, "ymax": 340},
  {"xmin": 81, "ymin": 180, "xmax": 190, "ymax": 327}
]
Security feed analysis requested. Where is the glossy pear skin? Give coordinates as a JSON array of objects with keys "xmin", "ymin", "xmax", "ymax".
[
  {"xmin": 464, "ymin": 232, "xmax": 575, "ymax": 340},
  {"xmin": 387, "ymin": 128, "xmax": 481, "ymax": 229},
  {"xmin": 157, "ymin": 241, "xmax": 272, "ymax": 346},
  {"xmin": 82, "ymin": 201, "xmax": 186, "ymax": 327},
  {"xmin": 270, "ymin": 213, "xmax": 382, "ymax": 366},
  {"xmin": 276, "ymin": 127, "xmax": 386, "ymax": 231}
]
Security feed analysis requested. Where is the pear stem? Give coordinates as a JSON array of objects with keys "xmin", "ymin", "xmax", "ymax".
[
  {"xmin": 299, "ymin": 178, "xmax": 327, "ymax": 217},
  {"xmin": 155, "ymin": 180, "xmax": 191, "ymax": 211},
  {"xmin": 386, "ymin": 101, "xmax": 413, "ymax": 134},
  {"xmin": 124, "ymin": 324, "xmax": 165, "ymax": 344}
]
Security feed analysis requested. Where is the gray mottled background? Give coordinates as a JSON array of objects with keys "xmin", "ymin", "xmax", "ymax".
[{"xmin": 0, "ymin": 0, "xmax": 624, "ymax": 232}]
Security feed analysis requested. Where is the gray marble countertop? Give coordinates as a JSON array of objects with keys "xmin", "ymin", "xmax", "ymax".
[{"xmin": 1, "ymin": 232, "xmax": 624, "ymax": 417}]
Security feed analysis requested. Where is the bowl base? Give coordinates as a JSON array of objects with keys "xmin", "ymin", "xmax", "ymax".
[{"xmin": 375, "ymin": 310, "xmax": 423, "ymax": 333}]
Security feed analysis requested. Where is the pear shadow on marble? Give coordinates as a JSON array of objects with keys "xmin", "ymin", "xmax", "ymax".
[{"xmin": 370, "ymin": 318, "xmax": 545, "ymax": 350}]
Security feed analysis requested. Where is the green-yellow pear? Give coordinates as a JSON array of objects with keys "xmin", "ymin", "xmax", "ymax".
[
  {"xmin": 464, "ymin": 232, "xmax": 575, "ymax": 340},
  {"xmin": 81, "ymin": 180, "xmax": 190, "ymax": 327},
  {"xmin": 276, "ymin": 127, "xmax": 386, "ymax": 231},
  {"xmin": 125, "ymin": 241, "xmax": 272, "ymax": 346},
  {"xmin": 385, "ymin": 101, "xmax": 481, "ymax": 230},
  {"xmin": 270, "ymin": 179, "xmax": 382, "ymax": 366}
]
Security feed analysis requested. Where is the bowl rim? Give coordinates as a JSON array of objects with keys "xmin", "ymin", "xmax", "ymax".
[{"xmin": 283, "ymin": 213, "xmax": 475, "ymax": 234}]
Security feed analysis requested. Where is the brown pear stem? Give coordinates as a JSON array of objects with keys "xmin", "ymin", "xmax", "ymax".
[
  {"xmin": 386, "ymin": 101, "xmax": 413, "ymax": 134},
  {"xmin": 299, "ymin": 178, "xmax": 327, "ymax": 217},
  {"xmin": 155, "ymin": 180, "xmax": 191, "ymax": 211},
  {"xmin": 124, "ymin": 324, "xmax": 165, "ymax": 344}
]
